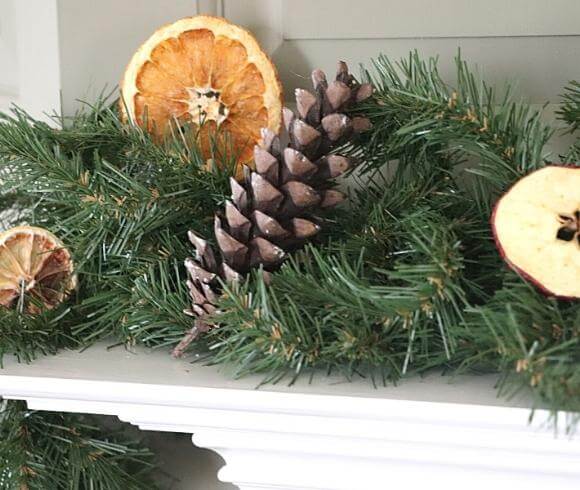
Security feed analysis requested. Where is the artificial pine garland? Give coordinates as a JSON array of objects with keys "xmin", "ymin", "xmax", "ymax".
[
  {"xmin": 0, "ymin": 51, "xmax": 578, "ymax": 485},
  {"xmin": 0, "ymin": 100, "xmax": 231, "ymax": 357},
  {"xmin": 201, "ymin": 55, "xmax": 579, "ymax": 404},
  {"xmin": 0, "ymin": 400, "xmax": 154, "ymax": 489}
]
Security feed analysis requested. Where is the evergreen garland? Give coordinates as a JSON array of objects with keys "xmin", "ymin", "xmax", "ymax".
[
  {"xmin": 0, "ymin": 400, "xmax": 154, "ymax": 489},
  {"xmin": 0, "ymin": 101, "xmax": 233, "ymax": 359},
  {"xmin": 189, "ymin": 54, "xmax": 580, "ymax": 415},
  {"xmin": 0, "ymin": 102, "xmax": 231, "ymax": 487},
  {"xmin": 0, "ymin": 52, "xmax": 579, "ymax": 485}
]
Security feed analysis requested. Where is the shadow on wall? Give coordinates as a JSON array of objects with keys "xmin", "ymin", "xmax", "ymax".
[{"xmin": 149, "ymin": 432, "xmax": 236, "ymax": 490}]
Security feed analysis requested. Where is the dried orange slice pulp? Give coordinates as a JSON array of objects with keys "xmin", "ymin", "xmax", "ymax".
[
  {"xmin": 0, "ymin": 226, "xmax": 76, "ymax": 313},
  {"xmin": 121, "ymin": 15, "xmax": 282, "ymax": 174}
]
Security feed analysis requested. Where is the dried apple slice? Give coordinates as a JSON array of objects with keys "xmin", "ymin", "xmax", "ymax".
[
  {"xmin": 0, "ymin": 226, "xmax": 76, "ymax": 313},
  {"xmin": 492, "ymin": 165, "xmax": 580, "ymax": 299}
]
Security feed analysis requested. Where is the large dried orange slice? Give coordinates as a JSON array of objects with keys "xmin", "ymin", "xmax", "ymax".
[
  {"xmin": 120, "ymin": 15, "xmax": 283, "ymax": 175},
  {"xmin": 0, "ymin": 226, "xmax": 76, "ymax": 313}
]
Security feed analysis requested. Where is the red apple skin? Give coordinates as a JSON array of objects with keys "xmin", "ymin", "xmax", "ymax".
[{"xmin": 490, "ymin": 164, "xmax": 580, "ymax": 301}]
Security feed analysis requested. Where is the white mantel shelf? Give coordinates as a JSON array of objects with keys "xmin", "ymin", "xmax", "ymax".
[{"xmin": 0, "ymin": 344, "xmax": 579, "ymax": 490}]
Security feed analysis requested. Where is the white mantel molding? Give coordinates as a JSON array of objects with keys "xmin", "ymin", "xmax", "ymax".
[{"xmin": 0, "ymin": 344, "xmax": 579, "ymax": 490}]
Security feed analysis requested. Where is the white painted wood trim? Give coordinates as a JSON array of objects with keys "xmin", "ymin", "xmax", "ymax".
[
  {"xmin": 0, "ymin": 345, "xmax": 579, "ymax": 489},
  {"xmin": 0, "ymin": 0, "xmax": 61, "ymax": 122},
  {"xmin": 282, "ymin": 0, "xmax": 580, "ymax": 40}
]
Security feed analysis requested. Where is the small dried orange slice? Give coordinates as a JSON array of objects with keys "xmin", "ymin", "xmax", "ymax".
[
  {"xmin": 0, "ymin": 226, "xmax": 76, "ymax": 313},
  {"xmin": 121, "ymin": 15, "xmax": 283, "ymax": 175}
]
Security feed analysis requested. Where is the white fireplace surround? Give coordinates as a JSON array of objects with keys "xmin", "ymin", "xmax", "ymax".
[{"xmin": 0, "ymin": 344, "xmax": 579, "ymax": 490}]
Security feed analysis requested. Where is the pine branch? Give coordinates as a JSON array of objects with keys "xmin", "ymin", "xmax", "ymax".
[
  {"xmin": 0, "ymin": 400, "xmax": 155, "ymax": 489},
  {"xmin": 0, "ymin": 100, "xmax": 233, "ymax": 354},
  {"xmin": 0, "ymin": 305, "xmax": 77, "ymax": 365},
  {"xmin": 454, "ymin": 276, "xmax": 580, "ymax": 419},
  {"xmin": 123, "ymin": 259, "xmax": 193, "ymax": 348},
  {"xmin": 357, "ymin": 52, "xmax": 553, "ymax": 208},
  {"xmin": 558, "ymin": 80, "xmax": 580, "ymax": 163},
  {"xmin": 185, "ymin": 52, "xmax": 579, "ymax": 422},
  {"xmin": 205, "ymin": 180, "xmax": 476, "ymax": 381},
  {"xmin": 558, "ymin": 80, "xmax": 580, "ymax": 133}
]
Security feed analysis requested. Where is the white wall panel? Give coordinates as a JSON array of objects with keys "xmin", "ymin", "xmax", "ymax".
[
  {"xmin": 0, "ymin": 0, "xmax": 61, "ymax": 121},
  {"xmin": 272, "ymin": 36, "xmax": 580, "ymax": 103},
  {"xmin": 283, "ymin": 0, "xmax": 580, "ymax": 39},
  {"xmin": 0, "ymin": 0, "xmax": 19, "ymax": 97},
  {"xmin": 225, "ymin": 0, "xmax": 580, "ymax": 105},
  {"xmin": 1, "ymin": 0, "xmax": 578, "ymax": 116},
  {"xmin": 56, "ymin": 0, "xmax": 199, "ymax": 116},
  {"xmin": 222, "ymin": 0, "xmax": 282, "ymax": 54}
]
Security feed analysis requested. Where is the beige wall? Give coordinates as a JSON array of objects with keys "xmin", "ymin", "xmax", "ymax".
[
  {"xmin": 57, "ymin": 0, "xmax": 197, "ymax": 116},
  {"xmin": 223, "ymin": 0, "xmax": 579, "ymax": 155},
  {"xmin": 2, "ymin": 0, "xmax": 578, "ymax": 117},
  {"xmin": 223, "ymin": 0, "xmax": 580, "ymax": 105}
]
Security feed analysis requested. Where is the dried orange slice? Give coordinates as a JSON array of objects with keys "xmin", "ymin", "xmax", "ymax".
[
  {"xmin": 0, "ymin": 226, "xmax": 76, "ymax": 313},
  {"xmin": 120, "ymin": 15, "xmax": 283, "ymax": 175}
]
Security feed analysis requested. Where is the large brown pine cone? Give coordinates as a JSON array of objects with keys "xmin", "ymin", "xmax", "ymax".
[{"xmin": 174, "ymin": 61, "xmax": 373, "ymax": 356}]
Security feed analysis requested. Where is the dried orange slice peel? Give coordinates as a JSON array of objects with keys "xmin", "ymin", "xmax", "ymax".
[
  {"xmin": 0, "ymin": 226, "xmax": 76, "ymax": 313},
  {"xmin": 121, "ymin": 15, "xmax": 283, "ymax": 173}
]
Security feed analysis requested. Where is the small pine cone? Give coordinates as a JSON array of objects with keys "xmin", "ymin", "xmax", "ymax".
[{"xmin": 173, "ymin": 61, "xmax": 373, "ymax": 357}]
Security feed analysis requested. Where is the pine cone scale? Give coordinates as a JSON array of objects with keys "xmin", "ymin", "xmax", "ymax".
[{"xmin": 251, "ymin": 173, "xmax": 284, "ymax": 214}]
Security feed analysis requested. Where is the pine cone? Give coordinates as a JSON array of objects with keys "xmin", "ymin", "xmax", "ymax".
[{"xmin": 174, "ymin": 61, "xmax": 373, "ymax": 357}]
